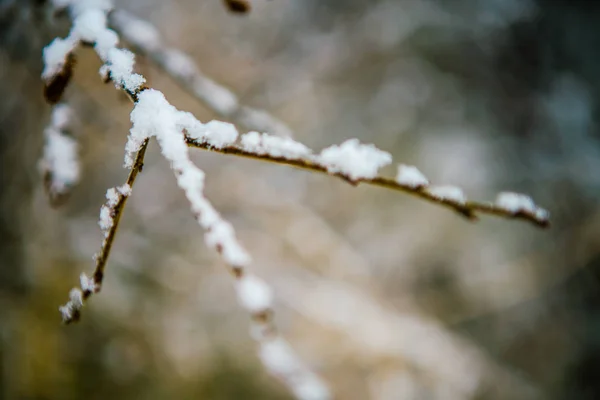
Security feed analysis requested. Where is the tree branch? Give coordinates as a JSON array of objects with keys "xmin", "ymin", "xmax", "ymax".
[
  {"xmin": 59, "ymin": 139, "xmax": 148, "ymax": 324},
  {"xmin": 186, "ymin": 138, "xmax": 550, "ymax": 228}
]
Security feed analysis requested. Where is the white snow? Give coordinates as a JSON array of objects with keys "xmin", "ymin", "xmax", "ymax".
[
  {"xmin": 105, "ymin": 187, "xmax": 119, "ymax": 207},
  {"xmin": 106, "ymin": 48, "xmax": 146, "ymax": 92},
  {"xmin": 181, "ymin": 116, "xmax": 239, "ymax": 149},
  {"xmin": 80, "ymin": 273, "xmax": 97, "ymax": 292},
  {"xmin": 427, "ymin": 185, "xmax": 467, "ymax": 204},
  {"xmin": 236, "ymin": 274, "xmax": 273, "ymax": 313},
  {"xmin": 69, "ymin": 288, "xmax": 84, "ymax": 308},
  {"xmin": 98, "ymin": 205, "xmax": 113, "ymax": 232},
  {"xmin": 94, "ymin": 29, "xmax": 119, "ymax": 61},
  {"xmin": 241, "ymin": 131, "xmax": 312, "ymax": 159},
  {"xmin": 395, "ymin": 164, "xmax": 429, "ymax": 188},
  {"xmin": 117, "ymin": 184, "xmax": 132, "ymax": 196},
  {"xmin": 495, "ymin": 192, "xmax": 549, "ymax": 221},
  {"xmin": 72, "ymin": 9, "xmax": 107, "ymax": 43},
  {"xmin": 318, "ymin": 139, "xmax": 392, "ymax": 180},
  {"xmin": 42, "ymin": 37, "xmax": 77, "ymax": 80},
  {"xmin": 495, "ymin": 192, "xmax": 535, "ymax": 213}
]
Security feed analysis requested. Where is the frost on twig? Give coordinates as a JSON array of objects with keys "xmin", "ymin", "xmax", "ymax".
[
  {"xmin": 108, "ymin": 9, "xmax": 294, "ymax": 137},
  {"xmin": 40, "ymin": 103, "xmax": 80, "ymax": 206}
]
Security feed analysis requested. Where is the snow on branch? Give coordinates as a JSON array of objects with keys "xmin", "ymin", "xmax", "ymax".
[
  {"xmin": 45, "ymin": 2, "xmax": 330, "ymax": 398},
  {"xmin": 108, "ymin": 9, "xmax": 294, "ymax": 138},
  {"xmin": 40, "ymin": 103, "xmax": 80, "ymax": 206},
  {"xmin": 59, "ymin": 140, "xmax": 147, "ymax": 323},
  {"xmin": 185, "ymin": 136, "xmax": 550, "ymax": 228}
]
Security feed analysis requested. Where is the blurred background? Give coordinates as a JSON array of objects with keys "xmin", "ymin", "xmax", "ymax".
[{"xmin": 1, "ymin": 0, "xmax": 600, "ymax": 398}]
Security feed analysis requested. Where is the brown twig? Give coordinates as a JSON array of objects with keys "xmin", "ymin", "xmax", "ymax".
[
  {"xmin": 61, "ymin": 139, "xmax": 148, "ymax": 324},
  {"xmin": 90, "ymin": 139, "xmax": 148, "ymax": 291},
  {"xmin": 186, "ymin": 138, "xmax": 549, "ymax": 228}
]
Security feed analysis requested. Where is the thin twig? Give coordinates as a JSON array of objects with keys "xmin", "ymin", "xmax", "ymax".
[
  {"xmin": 90, "ymin": 139, "xmax": 148, "ymax": 290},
  {"xmin": 61, "ymin": 139, "xmax": 148, "ymax": 324},
  {"xmin": 186, "ymin": 138, "xmax": 549, "ymax": 228}
]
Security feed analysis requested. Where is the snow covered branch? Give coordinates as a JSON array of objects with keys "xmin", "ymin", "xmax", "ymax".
[
  {"xmin": 186, "ymin": 136, "xmax": 550, "ymax": 228},
  {"xmin": 59, "ymin": 139, "xmax": 146, "ymax": 323},
  {"xmin": 106, "ymin": 7, "xmax": 549, "ymax": 228}
]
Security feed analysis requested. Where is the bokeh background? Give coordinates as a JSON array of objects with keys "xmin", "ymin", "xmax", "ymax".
[{"xmin": 1, "ymin": 0, "xmax": 600, "ymax": 398}]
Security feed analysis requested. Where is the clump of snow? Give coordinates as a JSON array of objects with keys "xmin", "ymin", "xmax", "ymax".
[
  {"xmin": 98, "ymin": 205, "xmax": 113, "ymax": 232},
  {"xmin": 72, "ymin": 9, "xmax": 107, "ymax": 43},
  {"xmin": 236, "ymin": 274, "xmax": 273, "ymax": 313},
  {"xmin": 395, "ymin": 164, "xmax": 429, "ymax": 188},
  {"xmin": 106, "ymin": 48, "xmax": 146, "ymax": 92},
  {"xmin": 58, "ymin": 273, "xmax": 96, "ymax": 322},
  {"xmin": 318, "ymin": 139, "xmax": 392, "ymax": 181},
  {"xmin": 427, "ymin": 185, "xmax": 467, "ymax": 204},
  {"xmin": 495, "ymin": 192, "xmax": 549, "ymax": 221},
  {"xmin": 129, "ymin": 89, "xmax": 252, "ymax": 267},
  {"xmin": 69, "ymin": 288, "xmax": 83, "ymax": 308},
  {"xmin": 241, "ymin": 131, "xmax": 312, "ymax": 159},
  {"xmin": 495, "ymin": 192, "xmax": 535, "ymax": 213},
  {"xmin": 105, "ymin": 187, "xmax": 119, "ymax": 207},
  {"xmin": 117, "ymin": 184, "xmax": 132, "ymax": 196},
  {"xmin": 42, "ymin": 37, "xmax": 77, "ymax": 80},
  {"xmin": 181, "ymin": 116, "xmax": 239, "ymax": 149},
  {"xmin": 59, "ymin": 303, "xmax": 75, "ymax": 321},
  {"xmin": 94, "ymin": 29, "xmax": 119, "ymax": 61}
]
